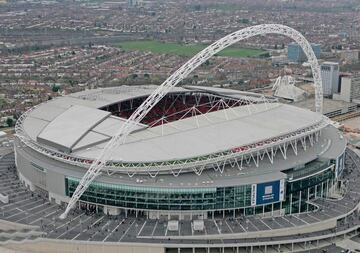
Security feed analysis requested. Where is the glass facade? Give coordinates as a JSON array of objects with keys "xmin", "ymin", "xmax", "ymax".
[
  {"xmin": 287, "ymin": 160, "xmax": 332, "ymax": 180},
  {"xmin": 64, "ymin": 159, "xmax": 337, "ymax": 215},
  {"xmin": 65, "ymin": 177, "xmax": 252, "ymax": 211},
  {"xmin": 288, "ymin": 42, "xmax": 321, "ymax": 62},
  {"xmin": 284, "ymin": 162, "xmax": 335, "ymax": 214}
]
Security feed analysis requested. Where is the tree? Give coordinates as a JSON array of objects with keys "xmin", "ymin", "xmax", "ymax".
[
  {"xmin": 241, "ymin": 18, "xmax": 249, "ymax": 24},
  {"xmin": 52, "ymin": 85, "xmax": 60, "ymax": 92},
  {"xmin": 260, "ymin": 52, "xmax": 270, "ymax": 58},
  {"xmin": 6, "ymin": 117, "xmax": 13, "ymax": 127},
  {"xmin": 193, "ymin": 4, "xmax": 201, "ymax": 11}
]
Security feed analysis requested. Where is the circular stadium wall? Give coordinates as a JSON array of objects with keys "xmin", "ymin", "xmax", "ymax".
[{"xmin": 14, "ymin": 85, "xmax": 347, "ymax": 220}]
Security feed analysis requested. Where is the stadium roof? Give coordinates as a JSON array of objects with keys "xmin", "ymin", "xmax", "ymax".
[
  {"xmin": 75, "ymin": 102, "xmax": 323, "ymax": 162},
  {"xmin": 23, "ymin": 86, "xmax": 325, "ymax": 163}
]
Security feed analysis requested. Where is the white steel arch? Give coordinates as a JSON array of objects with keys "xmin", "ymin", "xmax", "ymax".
[{"xmin": 60, "ymin": 24, "xmax": 323, "ymax": 219}]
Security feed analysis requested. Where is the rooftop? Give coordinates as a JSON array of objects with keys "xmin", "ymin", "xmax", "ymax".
[
  {"xmin": 21, "ymin": 86, "xmax": 327, "ymax": 163},
  {"xmin": 75, "ymin": 102, "xmax": 323, "ymax": 163}
]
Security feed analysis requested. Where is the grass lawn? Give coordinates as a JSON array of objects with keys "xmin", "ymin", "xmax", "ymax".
[{"xmin": 115, "ymin": 40, "xmax": 267, "ymax": 58}]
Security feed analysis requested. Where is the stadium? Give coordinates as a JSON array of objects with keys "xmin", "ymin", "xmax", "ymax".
[
  {"xmin": 14, "ymin": 84, "xmax": 347, "ymax": 220},
  {"xmin": 1, "ymin": 24, "xmax": 359, "ymax": 253}
]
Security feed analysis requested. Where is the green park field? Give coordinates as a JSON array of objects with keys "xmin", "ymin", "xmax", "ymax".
[{"xmin": 115, "ymin": 40, "xmax": 267, "ymax": 58}]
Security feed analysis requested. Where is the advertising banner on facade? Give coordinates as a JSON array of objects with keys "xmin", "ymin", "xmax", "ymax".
[
  {"xmin": 335, "ymin": 153, "xmax": 345, "ymax": 178},
  {"xmin": 279, "ymin": 179, "xmax": 285, "ymax": 201},
  {"xmin": 251, "ymin": 180, "xmax": 282, "ymax": 206},
  {"xmin": 251, "ymin": 184, "xmax": 257, "ymax": 206}
]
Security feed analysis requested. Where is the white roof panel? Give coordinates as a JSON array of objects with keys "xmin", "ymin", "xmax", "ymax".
[
  {"xmin": 72, "ymin": 131, "xmax": 111, "ymax": 152},
  {"xmin": 22, "ymin": 117, "xmax": 49, "ymax": 140},
  {"xmin": 28, "ymin": 103, "xmax": 67, "ymax": 122},
  {"xmin": 92, "ymin": 116, "xmax": 147, "ymax": 137},
  {"xmin": 37, "ymin": 105, "xmax": 110, "ymax": 152}
]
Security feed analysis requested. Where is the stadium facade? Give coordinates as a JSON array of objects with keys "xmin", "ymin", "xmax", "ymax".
[{"xmin": 14, "ymin": 85, "xmax": 347, "ymax": 220}]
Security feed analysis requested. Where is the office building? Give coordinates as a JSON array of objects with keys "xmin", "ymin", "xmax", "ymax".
[
  {"xmin": 321, "ymin": 61, "xmax": 339, "ymax": 97},
  {"xmin": 287, "ymin": 42, "xmax": 321, "ymax": 63}
]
